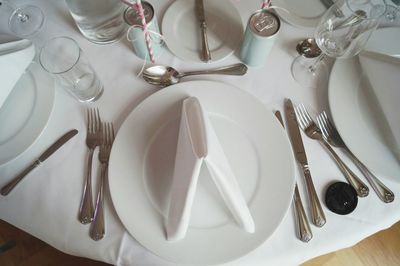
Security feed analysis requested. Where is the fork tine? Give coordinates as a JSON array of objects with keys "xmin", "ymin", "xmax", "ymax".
[
  {"xmin": 322, "ymin": 112, "xmax": 333, "ymax": 134},
  {"xmin": 86, "ymin": 109, "xmax": 91, "ymax": 133},
  {"xmin": 317, "ymin": 115, "xmax": 328, "ymax": 139},
  {"xmin": 295, "ymin": 105, "xmax": 307, "ymax": 129},
  {"xmin": 110, "ymin": 123, "xmax": 115, "ymax": 142},
  {"xmin": 301, "ymin": 104, "xmax": 313, "ymax": 123}
]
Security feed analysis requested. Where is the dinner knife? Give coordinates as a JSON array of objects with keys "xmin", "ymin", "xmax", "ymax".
[
  {"xmin": 284, "ymin": 99, "xmax": 326, "ymax": 227},
  {"xmin": 275, "ymin": 110, "xmax": 312, "ymax": 242},
  {"xmin": 196, "ymin": 0, "xmax": 211, "ymax": 62},
  {"xmin": 0, "ymin": 129, "xmax": 78, "ymax": 196}
]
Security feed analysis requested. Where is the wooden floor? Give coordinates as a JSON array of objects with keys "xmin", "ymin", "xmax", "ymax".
[{"xmin": 0, "ymin": 220, "xmax": 399, "ymax": 266}]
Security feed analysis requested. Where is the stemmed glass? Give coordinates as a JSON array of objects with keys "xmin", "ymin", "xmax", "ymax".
[
  {"xmin": 0, "ymin": 0, "xmax": 45, "ymax": 38},
  {"xmin": 291, "ymin": 0, "xmax": 387, "ymax": 88}
]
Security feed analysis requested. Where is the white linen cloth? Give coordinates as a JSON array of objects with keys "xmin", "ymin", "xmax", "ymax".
[
  {"xmin": 359, "ymin": 51, "xmax": 400, "ymax": 160},
  {"xmin": 0, "ymin": 39, "xmax": 35, "ymax": 109},
  {"xmin": 0, "ymin": 1, "xmax": 400, "ymax": 266},
  {"xmin": 167, "ymin": 97, "xmax": 254, "ymax": 241}
]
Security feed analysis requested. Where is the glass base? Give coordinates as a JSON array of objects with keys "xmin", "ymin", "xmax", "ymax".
[
  {"xmin": 9, "ymin": 5, "xmax": 44, "ymax": 38},
  {"xmin": 291, "ymin": 55, "xmax": 329, "ymax": 89}
]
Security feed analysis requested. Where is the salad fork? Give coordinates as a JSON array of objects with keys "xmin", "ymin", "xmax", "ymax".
[
  {"xmin": 90, "ymin": 122, "xmax": 115, "ymax": 241},
  {"xmin": 317, "ymin": 111, "xmax": 394, "ymax": 203},
  {"xmin": 295, "ymin": 104, "xmax": 369, "ymax": 197},
  {"xmin": 79, "ymin": 108, "xmax": 103, "ymax": 224}
]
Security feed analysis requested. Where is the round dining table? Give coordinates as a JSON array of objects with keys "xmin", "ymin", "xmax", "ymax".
[{"xmin": 0, "ymin": 0, "xmax": 399, "ymax": 265}]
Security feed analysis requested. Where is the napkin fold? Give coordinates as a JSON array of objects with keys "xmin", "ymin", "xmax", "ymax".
[
  {"xmin": 166, "ymin": 97, "xmax": 255, "ymax": 241},
  {"xmin": 359, "ymin": 51, "xmax": 400, "ymax": 160},
  {"xmin": 0, "ymin": 39, "xmax": 35, "ymax": 109}
]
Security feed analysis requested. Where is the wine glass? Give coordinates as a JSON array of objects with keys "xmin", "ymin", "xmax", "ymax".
[
  {"xmin": 382, "ymin": 0, "xmax": 399, "ymax": 24},
  {"xmin": 291, "ymin": 0, "xmax": 387, "ymax": 88},
  {"xmin": 0, "ymin": 0, "xmax": 45, "ymax": 38}
]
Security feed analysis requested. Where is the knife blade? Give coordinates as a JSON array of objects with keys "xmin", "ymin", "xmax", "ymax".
[
  {"xmin": 284, "ymin": 99, "xmax": 326, "ymax": 227},
  {"xmin": 0, "ymin": 129, "xmax": 78, "ymax": 196},
  {"xmin": 196, "ymin": 0, "xmax": 211, "ymax": 62}
]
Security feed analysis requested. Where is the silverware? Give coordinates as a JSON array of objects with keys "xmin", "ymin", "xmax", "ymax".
[
  {"xmin": 79, "ymin": 108, "xmax": 103, "ymax": 224},
  {"xmin": 296, "ymin": 38, "xmax": 321, "ymax": 58},
  {"xmin": 284, "ymin": 99, "xmax": 326, "ymax": 227},
  {"xmin": 0, "ymin": 129, "xmax": 78, "ymax": 196},
  {"xmin": 196, "ymin": 0, "xmax": 211, "ymax": 62},
  {"xmin": 142, "ymin": 63, "xmax": 247, "ymax": 87},
  {"xmin": 90, "ymin": 122, "xmax": 115, "ymax": 241},
  {"xmin": 275, "ymin": 110, "xmax": 312, "ymax": 242},
  {"xmin": 317, "ymin": 111, "xmax": 394, "ymax": 203},
  {"xmin": 295, "ymin": 104, "xmax": 369, "ymax": 198}
]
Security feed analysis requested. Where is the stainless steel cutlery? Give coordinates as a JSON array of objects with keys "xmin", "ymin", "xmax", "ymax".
[
  {"xmin": 275, "ymin": 110, "xmax": 312, "ymax": 242},
  {"xmin": 196, "ymin": 0, "xmax": 211, "ymax": 62},
  {"xmin": 90, "ymin": 122, "xmax": 115, "ymax": 241},
  {"xmin": 317, "ymin": 111, "xmax": 394, "ymax": 203},
  {"xmin": 79, "ymin": 108, "xmax": 103, "ymax": 224},
  {"xmin": 0, "ymin": 129, "xmax": 78, "ymax": 196},
  {"xmin": 284, "ymin": 99, "xmax": 326, "ymax": 227},
  {"xmin": 295, "ymin": 104, "xmax": 369, "ymax": 198}
]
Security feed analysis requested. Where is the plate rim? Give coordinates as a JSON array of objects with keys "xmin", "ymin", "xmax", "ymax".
[
  {"xmin": 328, "ymin": 28, "xmax": 400, "ymax": 181},
  {"xmin": 108, "ymin": 80, "xmax": 296, "ymax": 265},
  {"xmin": 0, "ymin": 61, "xmax": 55, "ymax": 165}
]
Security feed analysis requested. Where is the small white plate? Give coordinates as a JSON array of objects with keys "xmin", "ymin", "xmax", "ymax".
[
  {"xmin": 273, "ymin": 0, "xmax": 327, "ymax": 28},
  {"xmin": 108, "ymin": 81, "xmax": 295, "ymax": 265},
  {"xmin": 329, "ymin": 28, "xmax": 400, "ymax": 181},
  {"xmin": 0, "ymin": 62, "xmax": 55, "ymax": 165},
  {"xmin": 161, "ymin": 0, "xmax": 244, "ymax": 63}
]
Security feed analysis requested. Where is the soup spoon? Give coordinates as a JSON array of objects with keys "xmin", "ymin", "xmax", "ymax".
[{"xmin": 142, "ymin": 63, "xmax": 247, "ymax": 87}]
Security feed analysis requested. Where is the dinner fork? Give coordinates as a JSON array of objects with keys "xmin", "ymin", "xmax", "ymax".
[
  {"xmin": 79, "ymin": 108, "xmax": 103, "ymax": 224},
  {"xmin": 317, "ymin": 111, "xmax": 394, "ymax": 203},
  {"xmin": 90, "ymin": 122, "xmax": 115, "ymax": 241},
  {"xmin": 295, "ymin": 104, "xmax": 369, "ymax": 197}
]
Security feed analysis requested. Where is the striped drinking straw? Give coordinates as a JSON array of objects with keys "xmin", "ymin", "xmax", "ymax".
[{"xmin": 261, "ymin": 0, "xmax": 271, "ymax": 9}]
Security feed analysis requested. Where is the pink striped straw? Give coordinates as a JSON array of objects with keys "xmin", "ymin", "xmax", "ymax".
[
  {"xmin": 261, "ymin": 0, "xmax": 271, "ymax": 9},
  {"xmin": 120, "ymin": 0, "xmax": 155, "ymax": 63}
]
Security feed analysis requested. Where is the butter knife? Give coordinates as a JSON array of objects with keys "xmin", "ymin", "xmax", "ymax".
[
  {"xmin": 0, "ymin": 129, "xmax": 78, "ymax": 196},
  {"xmin": 196, "ymin": 0, "xmax": 211, "ymax": 62},
  {"xmin": 284, "ymin": 99, "xmax": 326, "ymax": 227},
  {"xmin": 275, "ymin": 110, "xmax": 312, "ymax": 242}
]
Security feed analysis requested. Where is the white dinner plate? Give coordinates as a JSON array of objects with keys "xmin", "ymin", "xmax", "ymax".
[
  {"xmin": 108, "ymin": 81, "xmax": 295, "ymax": 265},
  {"xmin": 0, "ymin": 61, "xmax": 55, "ymax": 165},
  {"xmin": 161, "ymin": 0, "xmax": 244, "ymax": 63},
  {"xmin": 328, "ymin": 28, "xmax": 400, "ymax": 181},
  {"xmin": 273, "ymin": 0, "xmax": 327, "ymax": 28}
]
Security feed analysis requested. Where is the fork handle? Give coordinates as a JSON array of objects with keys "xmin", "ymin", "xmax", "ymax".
[
  {"xmin": 344, "ymin": 148, "xmax": 394, "ymax": 203},
  {"xmin": 79, "ymin": 148, "xmax": 95, "ymax": 224},
  {"xmin": 90, "ymin": 164, "xmax": 106, "ymax": 241},
  {"xmin": 301, "ymin": 165, "xmax": 326, "ymax": 227},
  {"xmin": 321, "ymin": 141, "xmax": 369, "ymax": 197},
  {"xmin": 293, "ymin": 184, "xmax": 313, "ymax": 242}
]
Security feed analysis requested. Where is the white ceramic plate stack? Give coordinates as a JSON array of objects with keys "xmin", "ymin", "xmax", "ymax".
[
  {"xmin": 328, "ymin": 28, "xmax": 400, "ymax": 181},
  {"xmin": 108, "ymin": 80, "xmax": 295, "ymax": 265}
]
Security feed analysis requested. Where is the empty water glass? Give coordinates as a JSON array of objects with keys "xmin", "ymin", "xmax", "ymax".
[{"xmin": 39, "ymin": 36, "xmax": 103, "ymax": 102}]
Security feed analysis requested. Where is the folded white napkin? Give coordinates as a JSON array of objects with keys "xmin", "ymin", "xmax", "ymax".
[
  {"xmin": 0, "ymin": 39, "xmax": 35, "ymax": 109},
  {"xmin": 166, "ymin": 97, "xmax": 255, "ymax": 242},
  {"xmin": 359, "ymin": 51, "xmax": 400, "ymax": 160}
]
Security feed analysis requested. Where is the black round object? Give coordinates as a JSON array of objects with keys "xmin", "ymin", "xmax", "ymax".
[{"xmin": 325, "ymin": 181, "xmax": 358, "ymax": 215}]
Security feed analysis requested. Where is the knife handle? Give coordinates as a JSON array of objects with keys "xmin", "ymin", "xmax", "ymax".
[
  {"xmin": 293, "ymin": 184, "xmax": 313, "ymax": 242},
  {"xmin": 302, "ymin": 165, "xmax": 326, "ymax": 227},
  {"xmin": 0, "ymin": 160, "xmax": 40, "ymax": 196},
  {"xmin": 200, "ymin": 22, "xmax": 211, "ymax": 62}
]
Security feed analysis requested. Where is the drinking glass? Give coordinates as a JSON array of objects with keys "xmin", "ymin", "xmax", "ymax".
[
  {"xmin": 65, "ymin": 0, "xmax": 127, "ymax": 44},
  {"xmin": 291, "ymin": 0, "xmax": 386, "ymax": 88},
  {"xmin": 0, "ymin": 0, "xmax": 44, "ymax": 38},
  {"xmin": 39, "ymin": 37, "xmax": 104, "ymax": 102}
]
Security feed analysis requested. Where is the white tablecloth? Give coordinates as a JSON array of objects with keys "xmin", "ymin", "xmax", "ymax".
[{"xmin": 1, "ymin": 0, "xmax": 399, "ymax": 265}]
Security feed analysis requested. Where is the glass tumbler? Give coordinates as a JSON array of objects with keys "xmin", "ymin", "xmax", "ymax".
[
  {"xmin": 65, "ymin": 0, "xmax": 126, "ymax": 44},
  {"xmin": 39, "ymin": 36, "xmax": 103, "ymax": 102}
]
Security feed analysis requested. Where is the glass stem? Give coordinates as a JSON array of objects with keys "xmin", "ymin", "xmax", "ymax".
[{"xmin": 309, "ymin": 53, "xmax": 326, "ymax": 73}]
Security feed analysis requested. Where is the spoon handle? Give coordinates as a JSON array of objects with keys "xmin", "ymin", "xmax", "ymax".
[{"xmin": 180, "ymin": 63, "xmax": 247, "ymax": 77}]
